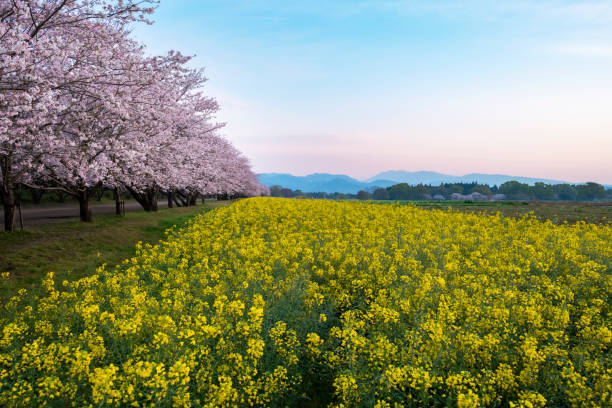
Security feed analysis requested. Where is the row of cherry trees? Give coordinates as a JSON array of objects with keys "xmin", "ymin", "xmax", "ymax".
[{"xmin": 1, "ymin": 0, "xmax": 266, "ymax": 231}]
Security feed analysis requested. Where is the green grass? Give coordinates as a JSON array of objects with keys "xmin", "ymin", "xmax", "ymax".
[{"xmin": 0, "ymin": 201, "xmax": 231, "ymax": 299}]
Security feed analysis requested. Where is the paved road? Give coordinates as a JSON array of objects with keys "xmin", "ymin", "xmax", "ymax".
[{"xmin": 1, "ymin": 201, "xmax": 168, "ymax": 230}]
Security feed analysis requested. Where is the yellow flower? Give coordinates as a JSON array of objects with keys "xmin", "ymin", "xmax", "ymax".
[{"xmin": 0, "ymin": 198, "xmax": 609, "ymax": 407}]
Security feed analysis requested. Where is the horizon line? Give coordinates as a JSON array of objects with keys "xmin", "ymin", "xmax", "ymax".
[{"xmin": 256, "ymin": 170, "xmax": 611, "ymax": 185}]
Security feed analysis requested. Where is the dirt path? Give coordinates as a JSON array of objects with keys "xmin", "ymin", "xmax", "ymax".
[{"xmin": 1, "ymin": 201, "xmax": 168, "ymax": 229}]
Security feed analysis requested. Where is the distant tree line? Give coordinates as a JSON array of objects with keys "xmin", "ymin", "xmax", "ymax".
[
  {"xmin": 269, "ymin": 181, "xmax": 611, "ymax": 201},
  {"xmin": 268, "ymin": 186, "xmax": 354, "ymax": 200}
]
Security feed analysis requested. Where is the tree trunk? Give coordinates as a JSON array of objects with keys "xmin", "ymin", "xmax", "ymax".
[
  {"xmin": 176, "ymin": 191, "xmax": 188, "ymax": 207},
  {"xmin": 78, "ymin": 190, "xmax": 92, "ymax": 222},
  {"xmin": 127, "ymin": 186, "xmax": 149, "ymax": 211},
  {"xmin": 148, "ymin": 187, "xmax": 158, "ymax": 212},
  {"xmin": 172, "ymin": 195, "xmax": 182, "ymax": 207},
  {"xmin": 2, "ymin": 182, "xmax": 16, "ymax": 232},
  {"xmin": 188, "ymin": 193, "xmax": 197, "ymax": 206},
  {"xmin": 1, "ymin": 157, "xmax": 16, "ymax": 232},
  {"xmin": 167, "ymin": 191, "xmax": 174, "ymax": 208},
  {"xmin": 95, "ymin": 187, "xmax": 103, "ymax": 201},
  {"xmin": 113, "ymin": 188, "xmax": 121, "ymax": 216},
  {"xmin": 126, "ymin": 186, "xmax": 158, "ymax": 212}
]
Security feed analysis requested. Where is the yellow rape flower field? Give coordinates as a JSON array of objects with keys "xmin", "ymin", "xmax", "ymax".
[{"xmin": 1, "ymin": 198, "xmax": 611, "ymax": 407}]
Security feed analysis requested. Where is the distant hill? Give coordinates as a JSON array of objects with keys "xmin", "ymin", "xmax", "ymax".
[
  {"xmin": 258, "ymin": 171, "xmax": 608, "ymax": 194},
  {"xmin": 367, "ymin": 170, "xmax": 566, "ymax": 186},
  {"xmin": 257, "ymin": 173, "xmax": 395, "ymax": 194}
]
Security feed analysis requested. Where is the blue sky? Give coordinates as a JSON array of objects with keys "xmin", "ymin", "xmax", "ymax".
[{"xmin": 132, "ymin": 1, "xmax": 612, "ymax": 183}]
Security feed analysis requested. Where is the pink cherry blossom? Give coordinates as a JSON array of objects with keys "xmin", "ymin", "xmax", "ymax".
[{"xmin": 1, "ymin": 0, "xmax": 265, "ymax": 230}]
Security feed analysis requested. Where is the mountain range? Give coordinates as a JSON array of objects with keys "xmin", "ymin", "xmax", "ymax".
[{"xmin": 258, "ymin": 171, "xmax": 586, "ymax": 194}]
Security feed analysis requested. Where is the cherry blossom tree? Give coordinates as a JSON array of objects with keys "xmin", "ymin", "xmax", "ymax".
[
  {"xmin": 1, "ymin": 0, "xmax": 266, "ymax": 230},
  {"xmin": 110, "ymin": 52, "xmax": 224, "ymax": 211},
  {"xmin": 0, "ymin": 0, "xmax": 157, "ymax": 230},
  {"xmin": 32, "ymin": 23, "xmax": 171, "ymax": 221}
]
